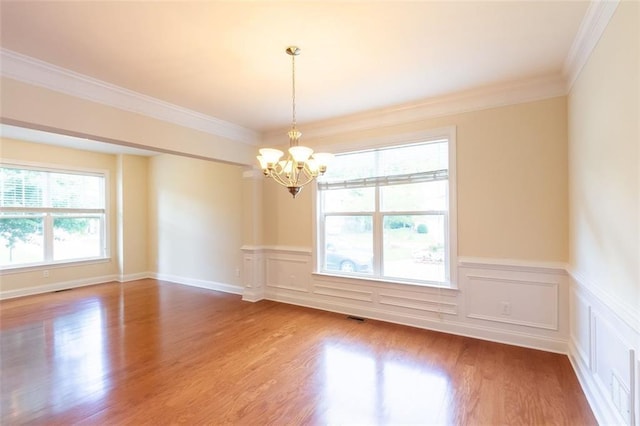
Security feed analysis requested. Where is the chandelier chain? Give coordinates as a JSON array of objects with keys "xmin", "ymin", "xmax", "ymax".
[{"xmin": 291, "ymin": 51, "xmax": 297, "ymax": 133}]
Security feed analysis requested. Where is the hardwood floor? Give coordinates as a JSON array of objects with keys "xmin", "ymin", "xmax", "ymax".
[{"xmin": 1, "ymin": 279, "xmax": 595, "ymax": 425}]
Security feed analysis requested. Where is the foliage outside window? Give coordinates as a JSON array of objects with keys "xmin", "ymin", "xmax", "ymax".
[
  {"xmin": 317, "ymin": 139, "xmax": 454, "ymax": 286},
  {"xmin": 0, "ymin": 164, "xmax": 107, "ymax": 268}
]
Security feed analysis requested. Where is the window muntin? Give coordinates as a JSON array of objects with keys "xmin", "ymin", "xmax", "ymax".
[
  {"xmin": 317, "ymin": 139, "xmax": 453, "ymax": 286},
  {"xmin": 0, "ymin": 164, "xmax": 107, "ymax": 269}
]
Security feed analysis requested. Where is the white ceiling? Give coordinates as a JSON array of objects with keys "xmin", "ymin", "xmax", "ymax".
[{"xmin": 0, "ymin": 1, "xmax": 589, "ymax": 134}]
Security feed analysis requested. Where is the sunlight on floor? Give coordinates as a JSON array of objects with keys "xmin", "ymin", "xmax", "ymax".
[{"xmin": 321, "ymin": 341, "xmax": 452, "ymax": 424}]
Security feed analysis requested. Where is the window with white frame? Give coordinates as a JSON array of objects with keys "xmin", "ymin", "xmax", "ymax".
[
  {"xmin": 316, "ymin": 136, "xmax": 456, "ymax": 286},
  {"xmin": 0, "ymin": 163, "xmax": 108, "ymax": 268}
]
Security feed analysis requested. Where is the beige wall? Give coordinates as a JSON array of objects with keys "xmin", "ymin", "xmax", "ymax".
[
  {"xmin": 264, "ymin": 97, "xmax": 569, "ymax": 263},
  {"xmin": 1, "ymin": 139, "xmax": 245, "ymax": 294},
  {"xmin": 568, "ymin": 1, "xmax": 639, "ymax": 312},
  {"xmin": 1, "ymin": 77, "xmax": 256, "ymax": 166},
  {"xmin": 0, "ymin": 138, "xmax": 120, "ymax": 292},
  {"xmin": 147, "ymin": 154, "xmax": 244, "ymax": 286},
  {"xmin": 117, "ymin": 154, "xmax": 149, "ymax": 277},
  {"xmin": 0, "ymin": 90, "xmax": 571, "ymax": 294}
]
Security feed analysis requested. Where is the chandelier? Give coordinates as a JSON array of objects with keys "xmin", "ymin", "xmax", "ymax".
[{"xmin": 257, "ymin": 46, "xmax": 333, "ymax": 198}]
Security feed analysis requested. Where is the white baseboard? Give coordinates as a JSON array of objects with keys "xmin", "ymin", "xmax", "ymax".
[
  {"xmin": 242, "ymin": 288, "xmax": 264, "ymax": 302},
  {"xmin": 151, "ymin": 272, "xmax": 243, "ymax": 295},
  {"xmin": 268, "ymin": 290, "xmax": 568, "ymax": 354},
  {"xmin": 0, "ymin": 274, "xmax": 119, "ymax": 300},
  {"xmin": 118, "ymin": 272, "xmax": 152, "ymax": 283},
  {"xmin": 0, "ymin": 271, "xmax": 242, "ymax": 300}
]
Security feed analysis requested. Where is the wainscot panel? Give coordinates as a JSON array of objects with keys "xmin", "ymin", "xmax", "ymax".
[
  {"xmin": 240, "ymin": 247, "xmax": 569, "ymax": 354},
  {"xmin": 569, "ymin": 271, "xmax": 639, "ymax": 426}
]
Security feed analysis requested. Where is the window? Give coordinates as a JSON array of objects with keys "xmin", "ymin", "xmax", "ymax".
[
  {"xmin": 0, "ymin": 163, "xmax": 108, "ymax": 269},
  {"xmin": 316, "ymin": 134, "xmax": 456, "ymax": 286}
]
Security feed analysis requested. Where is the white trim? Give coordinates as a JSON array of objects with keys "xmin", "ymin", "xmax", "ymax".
[
  {"xmin": 0, "ymin": 48, "xmax": 260, "ymax": 146},
  {"xmin": 569, "ymin": 340, "xmax": 620, "ymax": 426},
  {"xmin": 0, "ymin": 274, "xmax": 119, "ymax": 300},
  {"xmin": 241, "ymin": 245, "xmax": 312, "ymax": 255},
  {"xmin": 269, "ymin": 291, "xmax": 568, "ymax": 354},
  {"xmin": 245, "ymin": 247, "xmax": 568, "ymax": 353},
  {"xmin": 448, "ymin": 127, "xmax": 458, "ymax": 287},
  {"xmin": 0, "ymin": 257, "xmax": 112, "ymax": 275},
  {"xmin": 563, "ymin": 0, "xmax": 620, "ymax": 90},
  {"xmin": 118, "ymin": 272, "xmax": 151, "ymax": 283},
  {"xmin": 458, "ymin": 256, "xmax": 568, "ymax": 274},
  {"xmin": 568, "ymin": 271, "xmax": 639, "ymax": 426},
  {"xmin": 568, "ymin": 267, "xmax": 640, "ymax": 332},
  {"xmin": 262, "ymin": 75, "xmax": 566, "ymax": 145},
  {"xmin": 312, "ymin": 271, "xmax": 460, "ymax": 295},
  {"xmin": 242, "ymin": 287, "xmax": 264, "ymax": 302},
  {"xmin": 0, "ymin": 158, "xmax": 112, "ymax": 270},
  {"xmin": 1, "ymin": 49, "xmax": 569, "ymax": 149},
  {"xmin": 465, "ymin": 274, "xmax": 559, "ymax": 330},
  {"xmin": 151, "ymin": 272, "xmax": 243, "ymax": 295},
  {"xmin": 313, "ymin": 126, "xmax": 458, "ymax": 288}
]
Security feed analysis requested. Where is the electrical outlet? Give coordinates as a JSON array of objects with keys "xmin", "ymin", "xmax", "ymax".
[
  {"xmin": 611, "ymin": 373, "xmax": 631, "ymax": 423},
  {"xmin": 501, "ymin": 302, "xmax": 511, "ymax": 315},
  {"xmin": 43, "ymin": 270, "xmax": 49, "ymax": 278},
  {"xmin": 235, "ymin": 268, "xmax": 240, "ymax": 277}
]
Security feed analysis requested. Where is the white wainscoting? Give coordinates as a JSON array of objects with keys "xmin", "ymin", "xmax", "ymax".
[
  {"xmin": 240, "ymin": 246, "xmax": 569, "ymax": 354},
  {"xmin": 569, "ymin": 271, "xmax": 639, "ymax": 426}
]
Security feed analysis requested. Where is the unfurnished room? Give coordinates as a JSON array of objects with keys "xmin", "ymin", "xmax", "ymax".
[{"xmin": 0, "ymin": 1, "xmax": 638, "ymax": 424}]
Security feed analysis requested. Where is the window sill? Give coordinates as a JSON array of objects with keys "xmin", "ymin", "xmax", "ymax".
[
  {"xmin": 312, "ymin": 271, "xmax": 459, "ymax": 293},
  {"xmin": 0, "ymin": 257, "xmax": 112, "ymax": 275}
]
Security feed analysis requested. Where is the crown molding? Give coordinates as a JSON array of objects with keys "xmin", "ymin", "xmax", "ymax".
[
  {"xmin": 0, "ymin": 48, "xmax": 260, "ymax": 146},
  {"xmin": 563, "ymin": 0, "xmax": 620, "ymax": 91},
  {"xmin": 262, "ymin": 73, "xmax": 567, "ymax": 146}
]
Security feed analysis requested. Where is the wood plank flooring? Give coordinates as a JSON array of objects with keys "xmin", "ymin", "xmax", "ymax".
[{"xmin": 1, "ymin": 279, "xmax": 596, "ymax": 425}]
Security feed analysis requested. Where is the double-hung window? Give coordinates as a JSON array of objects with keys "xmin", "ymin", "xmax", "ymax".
[
  {"xmin": 0, "ymin": 163, "xmax": 108, "ymax": 269},
  {"xmin": 317, "ymin": 135, "xmax": 456, "ymax": 287}
]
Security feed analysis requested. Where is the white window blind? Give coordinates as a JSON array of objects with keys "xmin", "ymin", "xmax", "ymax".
[
  {"xmin": 1, "ymin": 167, "xmax": 105, "ymax": 212},
  {"xmin": 318, "ymin": 169, "xmax": 448, "ymax": 191}
]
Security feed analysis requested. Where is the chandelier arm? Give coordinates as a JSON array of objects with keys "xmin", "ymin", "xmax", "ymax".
[
  {"xmin": 269, "ymin": 171, "xmax": 285, "ymax": 185},
  {"xmin": 294, "ymin": 169, "xmax": 316, "ymax": 187},
  {"xmin": 270, "ymin": 167, "xmax": 292, "ymax": 187},
  {"xmin": 267, "ymin": 164, "xmax": 316, "ymax": 189},
  {"xmin": 293, "ymin": 165, "xmax": 303, "ymax": 186},
  {"xmin": 300, "ymin": 164, "xmax": 317, "ymax": 180}
]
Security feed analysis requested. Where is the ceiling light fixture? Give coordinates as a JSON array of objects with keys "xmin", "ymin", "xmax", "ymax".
[{"xmin": 257, "ymin": 46, "xmax": 333, "ymax": 198}]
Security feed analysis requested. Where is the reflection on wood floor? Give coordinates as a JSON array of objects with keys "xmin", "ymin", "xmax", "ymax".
[{"xmin": 1, "ymin": 279, "xmax": 595, "ymax": 425}]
